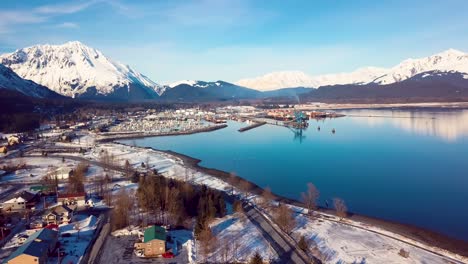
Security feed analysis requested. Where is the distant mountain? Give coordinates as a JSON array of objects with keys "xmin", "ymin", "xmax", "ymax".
[
  {"xmin": 237, "ymin": 49, "xmax": 468, "ymax": 91},
  {"xmin": 373, "ymin": 49, "xmax": 468, "ymax": 84},
  {"xmin": 160, "ymin": 80, "xmax": 262, "ymax": 102},
  {"xmin": 0, "ymin": 63, "xmax": 62, "ymax": 98},
  {"xmin": 236, "ymin": 71, "xmax": 320, "ymax": 91},
  {"xmin": 0, "ymin": 41, "xmax": 164, "ymax": 101},
  {"xmin": 261, "ymin": 87, "xmax": 314, "ymax": 98},
  {"xmin": 300, "ymin": 71, "xmax": 468, "ymax": 103}
]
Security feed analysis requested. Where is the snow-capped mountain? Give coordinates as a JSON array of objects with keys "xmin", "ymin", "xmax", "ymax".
[
  {"xmin": 0, "ymin": 41, "xmax": 164, "ymax": 100},
  {"xmin": 0, "ymin": 64, "xmax": 61, "ymax": 98},
  {"xmin": 237, "ymin": 49, "xmax": 468, "ymax": 91},
  {"xmin": 374, "ymin": 49, "xmax": 468, "ymax": 84},
  {"xmin": 236, "ymin": 71, "xmax": 320, "ymax": 91}
]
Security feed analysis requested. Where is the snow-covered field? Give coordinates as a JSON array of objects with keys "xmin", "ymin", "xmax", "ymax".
[
  {"xmin": 292, "ymin": 212, "xmax": 466, "ymax": 264},
  {"xmin": 0, "ymin": 157, "xmax": 78, "ymax": 183},
  {"xmin": 200, "ymin": 213, "xmax": 278, "ymax": 263},
  {"xmin": 54, "ymin": 215, "xmax": 99, "ymax": 264},
  {"xmin": 0, "ymin": 156, "xmax": 110, "ymax": 184}
]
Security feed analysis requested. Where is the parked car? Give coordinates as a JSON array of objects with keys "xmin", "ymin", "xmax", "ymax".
[{"xmin": 162, "ymin": 252, "xmax": 174, "ymax": 258}]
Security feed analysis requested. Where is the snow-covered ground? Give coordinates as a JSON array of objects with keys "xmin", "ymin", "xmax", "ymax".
[
  {"xmin": 52, "ymin": 215, "xmax": 99, "ymax": 264},
  {"xmin": 199, "ymin": 213, "xmax": 278, "ymax": 263},
  {"xmin": 0, "ymin": 157, "xmax": 78, "ymax": 183},
  {"xmin": 291, "ymin": 212, "xmax": 466, "ymax": 264},
  {"xmin": 0, "ymin": 156, "xmax": 110, "ymax": 184}
]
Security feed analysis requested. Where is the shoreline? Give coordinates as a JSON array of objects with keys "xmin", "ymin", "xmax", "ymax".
[
  {"xmin": 109, "ymin": 126, "xmax": 468, "ymax": 258},
  {"xmin": 161, "ymin": 149, "xmax": 468, "ymax": 258}
]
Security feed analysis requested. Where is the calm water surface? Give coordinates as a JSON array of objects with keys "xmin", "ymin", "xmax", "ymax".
[{"xmin": 122, "ymin": 109, "xmax": 468, "ymax": 241}]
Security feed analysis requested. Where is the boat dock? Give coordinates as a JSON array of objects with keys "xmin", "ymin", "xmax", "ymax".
[{"xmin": 238, "ymin": 121, "xmax": 267, "ymax": 132}]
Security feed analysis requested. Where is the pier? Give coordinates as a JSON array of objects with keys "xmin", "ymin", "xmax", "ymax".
[{"xmin": 238, "ymin": 121, "xmax": 267, "ymax": 132}]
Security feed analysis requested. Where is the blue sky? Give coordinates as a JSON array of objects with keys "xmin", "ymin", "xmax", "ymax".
[{"xmin": 1, "ymin": 0, "xmax": 468, "ymax": 83}]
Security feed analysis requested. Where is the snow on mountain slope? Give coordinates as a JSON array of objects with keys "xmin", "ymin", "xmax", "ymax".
[
  {"xmin": 236, "ymin": 68, "xmax": 387, "ymax": 91},
  {"xmin": 374, "ymin": 49, "xmax": 468, "ymax": 84},
  {"xmin": 0, "ymin": 63, "xmax": 60, "ymax": 98},
  {"xmin": 0, "ymin": 41, "xmax": 164, "ymax": 99},
  {"xmin": 237, "ymin": 49, "xmax": 468, "ymax": 91},
  {"xmin": 236, "ymin": 71, "xmax": 320, "ymax": 91},
  {"xmin": 167, "ymin": 80, "xmax": 222, "ymax": 88}
]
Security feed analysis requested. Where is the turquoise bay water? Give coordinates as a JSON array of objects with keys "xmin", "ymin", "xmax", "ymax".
[{"xmin": 123, "ymin": 109, "xmax": 468, "ymax": 241}]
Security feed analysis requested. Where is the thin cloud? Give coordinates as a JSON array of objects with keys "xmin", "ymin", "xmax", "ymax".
[
  {"xmin": 56, "ymin": 22, "xmax": 80, "ymax": 29},
  {"xmin": 0, "ymin": 0, "xmax": 103, "ymax": 34},
  {"xmin": 35, "ymin": 0, "xmax": 97, "ymax": 15}
]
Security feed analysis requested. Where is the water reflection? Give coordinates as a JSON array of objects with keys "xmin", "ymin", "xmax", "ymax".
[{"xmin": 342, "ymin": 109, "xmax": 468, "ymax": 142}]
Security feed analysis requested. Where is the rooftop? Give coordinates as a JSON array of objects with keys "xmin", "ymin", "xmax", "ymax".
[
  {"xmin": 143, "ymin": 225, "xmax": 166, "ymax": 243},
  {"xmin": 4, "ymin": 229, "xmax": 58, "ymax": 262}
]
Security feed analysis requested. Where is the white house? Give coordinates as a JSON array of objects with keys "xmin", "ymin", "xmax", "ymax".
[
  {"xmin": 54, "ymin": 167, "xmax": 73, "ymax": 180},
  {"xmin": 1, "ymin": 197, "xmax": 26, "ymax": 211}
]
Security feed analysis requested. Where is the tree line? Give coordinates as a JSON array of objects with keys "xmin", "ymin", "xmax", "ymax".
[{"xmin": 111, "ymin": 171, "xmax": 227, "ymax": 231}]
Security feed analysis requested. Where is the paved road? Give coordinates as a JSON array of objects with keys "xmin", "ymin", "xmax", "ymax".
[{"xmin": 243, "ymin": 203, "xmax": 320, "ymax": 264}]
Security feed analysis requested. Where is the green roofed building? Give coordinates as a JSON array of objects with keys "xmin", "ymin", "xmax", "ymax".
[{"xmin": 134, "ymin": 225, "xmax": 167, "ymax": 257}]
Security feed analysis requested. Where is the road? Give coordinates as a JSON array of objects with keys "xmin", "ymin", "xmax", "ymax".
[{"xmin": 243, "ymin": 203, "xmax": 320, "ymax": 264}]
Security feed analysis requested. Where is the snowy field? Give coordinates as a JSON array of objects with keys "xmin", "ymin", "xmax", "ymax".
[
  {"xmin": 0, "ymin": 157, "xmax": 78, "ymax": 183},
  {"xmin": 52, "ymin": 215, "xmax": 99, "ymax": 264},
  {"xmin": 200, "ymin": 213, "xmax": 278, "ymax": 263},
  {"xmin": 0, "ymin": 156, "xmax": 109, "ymax": 184}
]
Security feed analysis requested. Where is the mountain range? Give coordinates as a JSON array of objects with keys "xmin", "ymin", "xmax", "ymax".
[
  {"xmin": 236, "ymin": 49, "xmax": 468, "ymax": 91},
  {"xmin": 0, "ymin": 41, "xmax": 467, "ymax": 102}
]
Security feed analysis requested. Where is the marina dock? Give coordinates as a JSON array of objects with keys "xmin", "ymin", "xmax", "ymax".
[{"xmin": 238, "ymin": 121, "xmax": 267, "ymax": 132}]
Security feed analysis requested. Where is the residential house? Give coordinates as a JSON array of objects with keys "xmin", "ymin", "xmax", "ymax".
[
  {"xmin": 4, "ymin": 228, "xmax": 58, "ymax": 264},
  {"xmin": 43, "ymin": 205, "xmax": 74, "ymax": 225},
  {"xmin": 57, "ymin": 193, "xmax": 86, "ymax": 207},
  {"xmin": 29, "ymin": 219, "xmax": 44, "ymax": 229},
  {"xmin": 1, "ymin": 191, "xmax": 39, "ymax": 212},
  {"xmin": 54, "ymin": 167, "xmax": 73, "ymax": 180},
  {"xmin": 134, "ymin": 225, "xmax": 167, "ymax": 257},
  {"xmin": 7, "ymin": 136, "xmax": 20, "ymax": 146}
]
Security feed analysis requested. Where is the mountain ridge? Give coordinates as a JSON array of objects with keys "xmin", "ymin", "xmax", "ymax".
[
  {"xmin": 236, "ymin": 49, "xmax": 468, "ymax": 91},
  {"xmin": 0, "ymin": 41, "xmax": 164, "ymax": 101}
]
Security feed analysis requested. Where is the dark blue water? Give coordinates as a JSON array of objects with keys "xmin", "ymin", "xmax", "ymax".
[{"xmin": 122, "ymin": 109, "xmax": 468, "ymax": 241}]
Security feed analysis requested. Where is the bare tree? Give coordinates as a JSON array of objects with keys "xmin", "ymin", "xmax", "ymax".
[
  {"xmin": 123, "ymin": 160, "xmax": 132, "ymax": 180},
  {"xmin": 261, "ymin": 187, "xmax": 274, "ymax": 207},
  {"xmin": 111, "ymin": 188, "xmax": 131, "ymax": 230},
  {"xmin": 239, "ymin": 180, "xmax": 252, "ymax": 198},
  {"xmin": 228, "ymin": 172, "xmax": 238, "ymax": 195},
  {"xmin": 220, "ymin": 236, "xmax": 231, "ymax": 263},
  {"xmin": 301, "ymin": 182, "xmax": 320, "ymax": 213},
  {"xmin": 198, "ymin": 223, "xmax": 217, "ymax": 262},
  {"xmin": 333, "ymin": 198, "xmax": 347, "ymax": 219},
  {"xmin": 274, "ymin": 203, "xmax": 296, "ymax": 234}
]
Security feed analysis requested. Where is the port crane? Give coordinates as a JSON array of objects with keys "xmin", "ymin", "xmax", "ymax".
[{"xmin": 285, "ymin": 110, "xmax": 308, "ymax": 142}]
